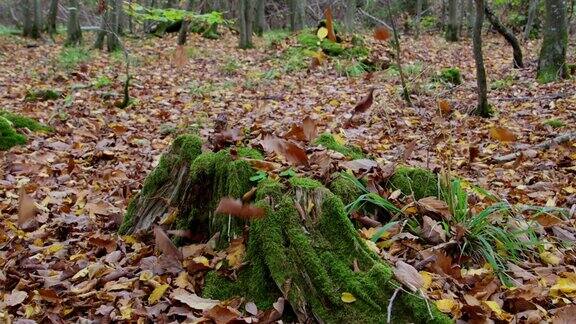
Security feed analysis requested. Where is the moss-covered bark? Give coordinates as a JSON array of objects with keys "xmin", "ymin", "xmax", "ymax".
[
  {"xmin": 121, "ymin": 136, "xmax": 452, "ymax": 323},
  {"xmin": 0, "ymin": 112, "xmax": 51, "ymax": 151}
]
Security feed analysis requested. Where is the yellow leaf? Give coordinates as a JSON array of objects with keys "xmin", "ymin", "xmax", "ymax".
[
  {"xmin": 317, "ymin": 27, "xmax": 328, "ymax": 40},
  {"xmin": 72, "ymin": 267, "xmax": 89, "ymax": 280},
  {"xmin": 484, "ymin": 301, "xmax": 502, "ymax": 315},
  {"xmin": 175, "ymin": 272, "xmax": 189, "ymax": 288},
  {"xmin": 420, "ymin": 271, "xmax": 433, "ymax": 290},
  {"xmin": 333, "ymin": 132, "xmax": 346, "ymax": 145},
  {"xmin": 148, "ymin": 284, "xmax": 169, "ymax": 304},
  {"xmin": 540, "ymin": 251, "xmax": 561, "ymax": 265},
  {"xmin": 193, "ymin": 256, "xmax": 210, "ymax": 267},
  {"xmin": 139, "ymin": 270, "xmax": 154, "ymax": 282},
  {"xmin": 226, "ymin": 239, "xmax": 246, "ymax": 268},
  {"xmin": 242, "ymin": 103, "xmax": 253, "ymax": 112},
  {"xmin": 45, "ymin": 244, "xmax": 63, "ymax": 255},
  {"xmin": 120, "ymin": 304, "xmax": 133, "ymax": 320},
  {"xmin": 489, "ymin": 126, "xmax": 516, "ymax": 142},
  {"xmin": 122, "ymin": 235, "xmax": 138, "ymax": 245},
  {"xmin": 329, "ymin": 99, "xmax": 340, "ymax": 107},
  {"xmin": 435, "ymin": 299, "xmax": 455, "ymax": 313},
  {"xmin": 551, "ymin": 273, "xmax": 576, "ymax": 297},
  {"xmin": 24, "ymin": 304, "xmax": 40, "ymax": 318},
  {"xmin": 563, "ymin": 186, "xmax": 576, "ymax": 194},
  {"xmin": 341, "ymin": 292, "xmax": 356, "ymax": 303}
]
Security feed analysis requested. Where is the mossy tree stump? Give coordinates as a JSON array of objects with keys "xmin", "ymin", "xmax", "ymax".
[{"xmin": 120, "ymin": 135, "xmax": 451, "ymax": 323}]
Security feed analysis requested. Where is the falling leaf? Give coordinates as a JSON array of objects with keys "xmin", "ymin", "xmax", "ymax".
[
  {"xmin": 490, "ymin": 126, "xmax": 516, "ymax": 142},
  {"xmin": 174, "ymin": 45, "xmax": 187, "ymax": 68},
  {"xmin": 353, "ymin": 88, "xmax": 375, "ymax": 114},
  {"xmin": 317, "ymin": 27, "xmax": 328, "ymax": 40},
  {"xmin": 302, "ymin": 116, "xmax": 318, "ymax": 142},
  {"xmin": 435, "ymin": 299, "xmax": 456, "ymax": 313},
  {"xmin": 437, "ymin": 99, "xmax": 452, "ymax": 115},
  {"xmin": 18, "ymin": 187, "xmax": 37, "ymax": 230},
  {"xmin": 341, "ymin": 292, "xmax": 356, "ymax": 303},
  {"xmin": 393, "ymin": 261, "xmax": 424, "ymax": 292},
  {"xmin": 171, "ymin": 288, "xmax": 220, "ymax": 310},
  {"xmin": 148, "ymin": 284, "xmax": 169, "ymax": 304},
  {"xmin": 153, "ymin": 225, "xmax": 183, "ymax": 262},
  {"xmin": 215, "ymin": 198, "xmax": 265, "ymax": 220},
  {"xmin": 204, "ymin": 304, "xmax": 241, "ymax": 324},
  {"xmin": 374, "ymin": 26, "xmax": 392, "ymax": 41},
  {"xmin": 4, "ymin": 290, "xmax": 28, "ymax": 306},
  {"xmin": 261, "ymin": 135, "xmax": 309, "ymax": 166}
]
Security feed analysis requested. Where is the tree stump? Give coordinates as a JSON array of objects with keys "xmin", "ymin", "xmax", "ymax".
[{"xmin": 120, "ymin": 134, "xmax": 451, "ymax": 323}]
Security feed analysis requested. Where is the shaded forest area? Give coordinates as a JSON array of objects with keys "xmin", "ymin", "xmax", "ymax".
[{"xmin": 1, "ymin": 0, "xmax": 575, "ymax": 323}]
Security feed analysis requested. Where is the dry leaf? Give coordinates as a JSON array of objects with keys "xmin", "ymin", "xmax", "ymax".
[
  {"xmin": 261, "ymin": 135, "xmax": 309, "ymax": 166},
  {"xmin": 153, "ymin": 225, "xmax": 183, "ymax": 262},
  {"xmin": 204, "ymin": 305, "xmax": 241, "ymax": 324},
  {"xmin": 174, "ymin": 45, "xmax": 187, "ymax": 68},
  {"xmin": 215, "ymin": 198, "xmax": 265, "ymax": 220},
  {"xmin": 302, "ymin": 116, "xmax": 318, "ymax": 141},
  {"xmin": 353, "ymin": 88, "xmax": 375, "ymax": 114},
  {"xmin": 18, "ymin": 187, "xmax": 37, "ymax": 230},
  {"xmin": 490, "ymin": 126, "xmax": 516, "ymax": 142},
  {"xmin": 170, "ymin": 288, "xmax": 220, "ymax": 310},
  {"xmin": 394, "ymin": 261, "xmax": 424, "ymax": 292},
  {"xmin": 5, "ymin": 290, "xmax": 28, "ymax": 306},
  {"xmin": 417, "ymin": 197, "xmax": 452, "ymax": 220},
  {"xmin": 374, "ymin": 26, "xmax": 391, "ymax": 41},
  {"xmin": 437, "ymin": 99, "xmax": 452, "ymax": 115},
  {"xmin": 421, "ymin": 215, "xmax": 446, "ymax": 243}
]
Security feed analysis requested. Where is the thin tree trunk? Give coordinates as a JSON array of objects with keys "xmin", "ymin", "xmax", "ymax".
[
  {"xmin": 177, "ymin": 0, "xmax": 195, "ymax": 46},
  {"xmin": 415, "ymin": 0, "xmax": 423, "ymax": 39},
  {"xmin": 524, "ymin": 0, "xmax": 540, "ymax": 39},
  {"xmin": 537, "ymin": 0, "xmax": 568, "ymax": 82},
  {"xmin": 46, "ymin": 0, "xmax": 58, "ymax": 35},
  {"xmin": 446, "ymin": 0, "xmax": 459, "ymax": 41},
  {"xmin": 484, "ymin": 4, "xmax": 523, "ymax": 68},
  {"xmin": 254, "ymin": 0, "xmax": 268, "ymax": 36},
  {"xmin": 94, "ymin": 11, "xmax": 107, "ymax": 49},
  {"xmin": 106, "ymin": 0, "xmax": 121, "ymax": 52},
  {"xmin": 239, "ymin": 0, "xmax": 254, "ymax": 48},
  {"xmin": 65, "ymin": 0, "xmax": 82, "ymax": 46},
  {"xmin": 30, "ymin": 0, "xmax": 42, "ymax": 39},
  {"xmin": 344, "ymin": 0, "xmax": 356, "ymax": 31},
  {"xmin": 473, "ymin": 0, "xmax": 490, "ymax": 117},
  {"xmin": 22, "ymin": 0, "xmax": 32, "ymax": 37},
  {"xmin": 289, "ymin": 0, "xmax": 305, "ymax": 31},
  {"xmin": 466, "ymin": 0, "xmax": 474, "ymax": 36}
]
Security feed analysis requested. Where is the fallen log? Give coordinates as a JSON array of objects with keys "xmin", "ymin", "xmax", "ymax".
[
  {"xmin": 492, "ymin": 132, "xmax": 576, "ymax": 164},
  {"xmin": 119, "ymin": 134, "xmax": 451, "ymax": 323}
]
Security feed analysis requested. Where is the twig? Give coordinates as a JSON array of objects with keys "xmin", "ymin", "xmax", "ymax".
[
  {"xmin": 494, "ymin": 93, "xmax": 568, "ymax": 101},
  {"xmin": 492, "ymin": 132, "xmax": 576, "ymax": 163},
  {"xmin": 358, "ymin": 8, "xmax": 392, "ymax": 30},
  {"xmin": 387, "ymin": 287, "xmax": 401, "ymax": 323}
]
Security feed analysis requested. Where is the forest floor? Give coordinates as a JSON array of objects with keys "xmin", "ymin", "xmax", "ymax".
[{"xmin": 1, "ymin": 29, "xmax": 575, "ymax": 322}]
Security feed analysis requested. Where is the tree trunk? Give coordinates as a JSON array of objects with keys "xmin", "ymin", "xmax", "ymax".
[
  {"xmin": 254, "ymin": 0, "xmax": 268, "ymax": 36},
  {"xmin": 94, "ymin": 11, "xmax": 107, "ymax": 50},
  {"xmin": 22, "ymin": 0, "xmax": 33, "ymax": 37},
  {"xmin": 344, "ymin": 0, "xmax": 357, "ymax": 31},
  {"xmin": 239, "ymin": 0, "xmax": 254, "ymax": 49},
  {"xmin": 177, "ymin": 0, "xmax": 195, "ymax": 46},
  {"xmin": 484, "ymin": 4, "xmax": 523, "ymax": 68},
  {"xmin": 106, "ymin": 0, "xmax": 121, "ymax": 52},
  {"xmin": 65, "ymin": 0, "xmax": 82, "ymax": 46},
  {"xmin": 537, "ymin": 0, "xmax": 568, "ymax": 83},
  {"xmin": 118, "ymin": 135, "xmax": 452, "ymax": 324},
  {"xmin": 445, "ymin": 0, "xmax": 459, "ymax": 41},
  {"xmin": 473, "ymin": 0, "xmax": 490, "ymax": 117},
  {"xmin": 466, "ymin": 0, "xmax": 474, "ymax": 36},
  {"xmin": 415, "ymin": 0, "xmax": 423, "ymax": 39},
  {"xmin": 46, "ymin": 0, "xmax": 58, "ymax": 35},
  {"xmin": 289, "ymin": 0, "xmax": 305, "ymax": 31},
  {"xmin": 524, "ymin": 0, "xmax": 540, "ymax": 39}
]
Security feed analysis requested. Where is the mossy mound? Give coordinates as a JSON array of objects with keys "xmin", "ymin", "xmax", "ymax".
[
  {"xmin": 121, "ymin": 135, "xmax": 451, "ymax": 323},
  {"xmin": 297, "ymin": 31, "xmax": 370, "ymax": 59},
  {"xmin": 0, "ymin": 112, "xmax": 51, "ymax": 151},
  {"xmin": 387, "ymin": 167, "xmax": 439, "ymax": 200},
  {"xmin": 329, "ymin": 171, "xmax": 364, "ymax": 205},
  {"xmin": 314, "ymin": 133, "xmax": 364, "ymax": 160},
  {"xmin": 433, "ymin": 67, "xmax": 462, "ymax": 85},
  {"xmin": 24, "ymin": 89, "xmax": 62, "ymax": 102}
]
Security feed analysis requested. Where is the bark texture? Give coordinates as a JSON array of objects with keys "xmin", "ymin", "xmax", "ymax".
[
  {"xmin": 289, "ymin": 0, "xmax": 305, "ymax": 31},
  {"xmin": 537, "ymin": 0, "xmax": 568, "ymax": 83},
  {"xmin": 473, "ymin": 0, "xmax": 491, "ymax": 117},
  {"xmin": 65, "ymin": 0, "xmax": 82, "ymax": 46},
  {"xmin": 484, "ymin": 4, "xmax": 523, "ymax": 68},
  {"xmin": 445, "ymin": 0, "xmax": 459, "ymax": 41},
  {"xmin": 119, "ymin": 135, "xmax": 452, "ymax": 324},
  {"xmin": 46, "ymin": 0, "xmax": 59, "ymax": 35},
  {"xmin": 524, "ymin": 0, "xmax": 540, "ymax": 39},
  {"xmin": 239, "ymin": 0, "xmax": 254, "ymax": 49},
  {"xmin": 94, "ymin": 0, "xmax": 121, "ymax": 51}
]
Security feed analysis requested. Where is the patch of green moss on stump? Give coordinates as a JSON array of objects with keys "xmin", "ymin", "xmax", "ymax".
[
  {"xmin": 387, "ymin": 167, "xmax": 439, "ymax": 200},
  {"xmin": 122, "ymin": 137, "xmax": 451, "ymax": 323},
  {"xmin": 314, "ymin": 133, "xmax": 364, "ymax": 159},
  {"xmin": 0, "ymin": 110, "xmax": 52, "ymax": 132},
  {"xmin": 0, "ymin": 117, "xmax": 26, "ymax": 150}
]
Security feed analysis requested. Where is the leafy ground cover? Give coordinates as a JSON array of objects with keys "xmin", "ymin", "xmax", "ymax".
[{"xmin": 0, "ymin": 29, "xmax": 575, "ymax": 322}]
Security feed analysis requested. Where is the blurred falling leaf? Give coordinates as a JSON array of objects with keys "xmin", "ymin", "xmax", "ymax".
[
  {"xmin": 261, "ymin": 135, "xmax": 309, "ymax": 166},
  {"xmin": 341, "ymin": 292, "xmax": 356, "ymax": 303},
  {"xmin": 394, "ymin": 261, "xmax": 424, "ymax": 292},
  {"xmin": 153, "ymin": 225, "xmax": 183, "ymax": 262},
  {"xmin": 302, "ymin": 116, "xmax": 318, "ymax": 142},
  {"xmin": 437, "ymin": 99, "xmax": 452, "ymax": 115},
  {"xmin": 353, "ymin": 88, "xmax": 375, "ymax": 114},
  {"xmin": 4, "ymin": 290, "xmax": 27, "ymax": 306},
  {"xmin": 174, "ymin": 45, "xmax": 187, "ymax": 68},
  {"xmin": 215, "ymin": 198, "xmax": 265, "ymax": 220},
  {"xmin": 490, "ymin": 126, "xmax": 516, "ymax": 142},
  {"xmin": 170, "ymin": 288, "xmax": 220, "ymax": 310},
  {"xmin": 18, "ymin": 187, "xmax": 37, "ymax": 229},
  {"xmin": 435, "ymin": 299, "xmax": 456, "ymax": 313},
  {"xmin": 374, "ymin": 26, "xmax": 392, "ymax": 41},
  {"xmin": 317, "ymin": 27, "xmax": 328, "ymax": 40}
]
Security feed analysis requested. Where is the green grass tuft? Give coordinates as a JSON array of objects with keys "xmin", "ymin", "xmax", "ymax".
[{"xmin": 58, "ymin": 47, "xmax": 91, "ymax": 70}]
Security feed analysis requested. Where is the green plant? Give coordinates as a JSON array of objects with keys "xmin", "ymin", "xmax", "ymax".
[
  {"xmin": 490, "ymin": 74, "xmax": 515, "ymax": 90},
  {"xmin": 92, "ymin": 75, "xmax": 112, "ymax": 89},
  {"xmin": 58, "ymin": 47, "xmax": 91, "ymax": 69},
  {"xmin": 434, "ymin": 67, "xmax": 462, "ymax": 85},
  {"xmin": 335, "ymin": 60, "xmax": 371, "ymax": 77},
  {"xmin": 420, "ymin": 16, "xmax": 439, "ymax": 30},
  {"xmin": 220, "ymin": 58, "xmax": 240, "ymax": 75},
  {"xmin": 543, "ymin": 119, "xmax": 565, "ymax": 128},
  {"xmin": 0, "ymin": 25, "xmax": 19, "ymax": 36},
  {"xmin": 263, "ymin": 29, "xmax": 290, "ymax": 48},
  {"xmin": 190, "ymin": 81, "xmax": 216, "ymax": 97}
]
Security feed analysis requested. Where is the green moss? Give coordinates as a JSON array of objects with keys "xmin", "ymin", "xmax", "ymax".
[
  {"xmin": 24, "ymin": 89, "xmax": 62, "ymax": 102},
  {"xmin": 434, "ymin": 67, "xmax": 461, "ymax": 85},
  {"xmin": 0, "ymin": 116, "xmax": 26, "ymax": 151},
  {"xmin": 118, "ymin": 195, "xmax": 138, "ymax": 235},
  {"xmin": 329, "ymin": 172, "xmax": 364, "ymax": 205},
  {"xmin": 314, "ymin": 133, "xmax": 364, "ymax": 159},
  {"xmin": 543, "ymin": 119, "xmax": 565, "ymax": 128},
  {"xmin": 0, "ymin": 110, "xmax": 51, "ymax": 132},
  {"xmin": 236, "ymin": 147, "xmax": 264, "ymax": 160},
  {"xmin": 387, "ymin": 167, "xmax": 439, "ymax": 200},
  {"xmin": 289, "ymin": 176, "xmax": 322, "ymax": 189},
  {"xmin": 297, "ymin": 32, "xmax": 345, "ymax": 56}
]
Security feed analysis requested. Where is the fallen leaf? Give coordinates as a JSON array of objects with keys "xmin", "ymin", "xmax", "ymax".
[
  {"xmin": 437, "ymin": 99, "xmax": 452, "ymax": 115},
  {"xmin": 153, "ymin": 225, "xmax": 183, "ymax": 262},
  {"xmin": 261, "ymin": 135, "xmax": 309, "ymax": 166},
  {"xmin": 341, "ymin": 159, "xmax": 378, "ymax": 172},
  {"xmin": 302, "ymin": 116, "xmax": 318, "ymax": 141},
  {"xmin": 421, "ymin": 215, "xmax": 446, "ymax": 243},
  {"xmin": 148, "ymin": 284, "xmax": 169, "ymax": 304},
  {"xmin": 417, "ymin": 197, "xmax": 452, "ymax": 220},
  {"xmin": 5, "ymin": 290, "xmax": 28, "ymax": 306},
  {"xmin": 490, "ymin": 126, "xmax": 516, "ymax": 142},
  {"xmin": 170, "ymin": 288, "xmax": 220, "ymax": 310},
  {"xmin": 435, "ymin": 299, "xmax": 456, "ymax": 313},
  {"xmin": 394, "ymin": 261, "xmax": 424, "ymax": 291},
  {"xmin": 341, "ymin": 292, "xmax": 356, "ymax": 303},
  {"xmin": 18, "ymin": 187, "xmax": 37, "ymax": 229},
  {"xmin": 204, "ymin": 304, "xmax": 241, "ymax": 324},
  {"xmin": 353, "ymin": 88, "xmax": 375, "ymax": 114}
]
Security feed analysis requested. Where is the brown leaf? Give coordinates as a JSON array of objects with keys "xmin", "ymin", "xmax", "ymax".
[
  {"xmin": 204, "ymin": 305, "xmax": 241, "ymax": 324},
  {"xmin": 421, "ymin": 216, "xmax": 446, "ymax": 244},
  {"xmin": 393, "ymin": 261, "xmax": 424, "ymax": 292},
  {"xmin": 284, "ymin": 123, "xmax": 307, "ymax": 141},
  {"xmin": 437, "ymin": 99, "xmax": 452, "ymax": 115},
  {"xmin": 215, "ymin": 198, "xmax": 265, "ymax": 220},
  {"xmin": 417, "ymin": 197, "xmax": 452, "ymax": 220},
  {"xmin": 170, "ymin": 288, "xmax": 219, "ymax": 310},
  {"xmin": 324, "ymin": 7, "xmax": 337, "ymax": 42},
  {"xmin": 401, "ymin": 140, "xmax": 417, "ymax": 163},
  {"xmin": 242, "ymin": 187, "xmax": 257, "ymax": 203},
  {"xmin": 374, "ymin": 26, "xmax": 392, "ymax": 41},
  {"xmin": 259, "ymin": 297, "xmax": 284, "ymax": 323},
  {"xmin": 468, "ymin": 145, "xmax": 480, "ymax": 164},
  {"xmin": 552, "ymin": 305, "xmax": 576, "ymax": 324},
  {"xmin": 5, "ymin": 290, "xmax": 28, "ymax": 306},
  {"xmin": 261, "ymin": 135, "xmax": 308, "ymax": 166},
  {"xmin": 302, "ymin": 116, "xmax": 318, "ymax": 141},
  {"xmin": 242, "ymin": 158, "xmax": 281, "ymax": 172},
  {"xmin": 153, "ymin": 225, "xmax": 183, "ymax": 262},
  {"xmin": 533, "ymin": 214, "xmax": 563, "ymax": 227},
  {"xmin": 18, "ymin": 187, "xmax": 38, "ymax": 230},
  {"xmin": 341, "ymin": 159, "xmax": 378, "ymax": 172},
  {"xmin": 490, "ymin": 126, "xmax": 516, "ymax": 142},
  {"xmin": 174, "ymin": 45, "xmax": 187, "ymax": 68},
  {"xmin": 353, "ymin": 88, "xmax": 375, "ymax": 114}
]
